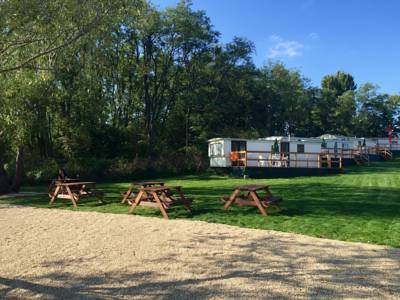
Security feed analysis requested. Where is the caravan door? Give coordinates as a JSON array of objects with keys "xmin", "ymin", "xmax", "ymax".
[
  {"xmin": 231, "ymin": 140, "xmax": 247, "ymax": 166},
  {"xmin": 280, "ymin": 142, "xmax": 290, "ymax": 167}
]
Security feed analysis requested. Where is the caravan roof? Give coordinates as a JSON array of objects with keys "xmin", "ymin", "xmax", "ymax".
[{"xmin": 259, "ymin": 136, "xmax": 322, "ymax": 143}]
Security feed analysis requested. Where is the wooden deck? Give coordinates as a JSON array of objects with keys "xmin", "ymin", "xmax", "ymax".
[{"xmin": 229, "ymin": 150, "xmax": 343, "ymax": 169}]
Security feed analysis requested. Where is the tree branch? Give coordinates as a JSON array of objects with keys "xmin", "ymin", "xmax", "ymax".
[{"xmin": 0, "ymin": 8, "xmax": 109, "ymax": 74}]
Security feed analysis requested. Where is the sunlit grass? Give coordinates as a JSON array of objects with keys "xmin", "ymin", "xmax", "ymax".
[{"xmin": 2, "ymin": 158, "xmax": 400, "ymax": 247}]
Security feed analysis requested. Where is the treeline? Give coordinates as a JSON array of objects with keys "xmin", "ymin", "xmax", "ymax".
[{"xmin": 0, "ymin": 0, "xmax": 399, "ymax": 191}]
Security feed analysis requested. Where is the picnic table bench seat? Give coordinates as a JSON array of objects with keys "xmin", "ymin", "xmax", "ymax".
[
  {"xmin": 259, "ymin": 196, "xmax": 282, "ymax": 205},
  {"xmin": 222, "ymin": 195, "xmax": 282, "ymax": 207},
  {"xmin": 161, "ymin": 196, "xmax": 193, "ymax": 207}
]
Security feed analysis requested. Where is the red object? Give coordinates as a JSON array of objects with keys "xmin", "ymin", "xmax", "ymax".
[
  {"xmin": 388, "ymin": 123, "xmax": 393, "ymax": 145},
  {"xmin": 230, "ymin": 152, "xmax": 239, "ymax": 161}
]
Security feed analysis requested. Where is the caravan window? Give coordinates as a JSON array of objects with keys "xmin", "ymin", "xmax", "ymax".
[
  {"xmin": 209, "ymin": 143, "xmax": 223, "ymax": 156},
  {"xmin": 231, "ymin": 140, "xmax": 247, "ymax": 152},
  {"xmin": 297, "ymin": 144, "xmax": 305, "ymax": 153},
  {"xmin": 281, "ymin": 142, "xmax": 290, "ymax": 154}
]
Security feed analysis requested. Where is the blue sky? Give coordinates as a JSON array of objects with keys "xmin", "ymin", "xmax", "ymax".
[{"xmin": 152, "ymin": 0, "xmax": 399, "ymax": 94}]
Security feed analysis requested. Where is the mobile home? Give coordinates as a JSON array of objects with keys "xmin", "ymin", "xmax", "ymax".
[
  {"xmin": 319, "ymin": 134, "xmax": 363, "ymax": 151},
  {"xmin": 363, "ymin": 137, "xmax": 400, "ymax": 149},
  {"xmin": 208, "ymin": 136, "xmax": 338, "ymax": 169}
]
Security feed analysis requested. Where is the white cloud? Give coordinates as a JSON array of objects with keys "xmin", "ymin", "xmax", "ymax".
[{"xmin": 267, "ymin": 35, "xmax": 304, "ymax": 59}]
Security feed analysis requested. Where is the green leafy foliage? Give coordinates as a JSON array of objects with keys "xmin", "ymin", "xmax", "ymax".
[{"xmin": 0, "ymin": 0, "xmax": 399, "ymax": 186}]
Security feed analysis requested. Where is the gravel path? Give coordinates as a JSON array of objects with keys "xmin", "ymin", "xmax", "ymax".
[{"xmin": 0, "ymin": 205, "xmax": 399, "ymax": 299}]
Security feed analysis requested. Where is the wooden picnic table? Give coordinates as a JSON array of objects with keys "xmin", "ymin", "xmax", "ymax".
[
  {"xmin": 223, "ymin": 184, "xmax": 282, "ymax": 216},
  {"xmin": 128, "ymin": 185, "xmax": 192, "ymax": 219},
  {"xmin": 48, "ymin": 178, "xmax": 80, "ymax": 197},
  {"xmin": 49, "ymin": 181, "xmax": 104, "ymax": 208},
  {"xmin": 121, "ymin": 181, "xmax": 165, "ymax": 204},
  {"xmin": 134, "ymin": 181, "xmax": 165, "ymax": 187}
]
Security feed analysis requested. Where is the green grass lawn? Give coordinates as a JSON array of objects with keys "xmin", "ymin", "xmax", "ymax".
[{"xmin": 2, "ymin": 158, "xmax": 400, "ymax": 247}]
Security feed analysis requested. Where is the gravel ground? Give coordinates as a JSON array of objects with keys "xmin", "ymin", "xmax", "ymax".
[{"xmin": 0, "ymin": 205, "xmax": 399, "ymax": 299}]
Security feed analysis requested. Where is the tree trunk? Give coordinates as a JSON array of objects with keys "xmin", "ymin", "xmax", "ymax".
[
  {"xmin": 11, "ymin": 145, "xmax": 24, "ymax": 193},
  {"xmin": 185, "ymin": 106, "xmax": 190, "ymax": 155},
  {"xmin": 146, "ymin": 118, "xmax": 156, "ymax": 157},
  {"xmin": 0, "ymin": 162, "xmax": 11, "ymax": 195}
]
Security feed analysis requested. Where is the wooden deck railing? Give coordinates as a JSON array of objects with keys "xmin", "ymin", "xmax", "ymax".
[
  {"xmin": 321, "ymin": 148, "xmax": 361, "ymax": 159},
  {"xmin": 322, "ymin": 145, "xmax": 397, "ymax": 158},
  {"xmin": 229, "ymin": 150, "xmax": 342, "ymax": 169},
  {"xmin": 367, "ymin": 146, "xmax": 393, "ymax": 159},
  {"xmin": 375, "ymin": 144, "xmax": 400, "ymax": 151}
]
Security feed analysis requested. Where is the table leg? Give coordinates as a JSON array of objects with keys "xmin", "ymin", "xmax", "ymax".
[
  {"xmin": 224, "ymin": 189, "xmax": 240, "ymax": 210},
  {"xmin": 66, "ymin": 186, "xmax": 78, "ymax": 208},
  {"xmin": 265, "ymin": 187, "xmax": 281, "ymax": 211},
  {"xmin": 249, "ymin": 191, "xmax": 267, "ymax": 216},
  {"xmin": 160, "ymin": 191, "xmax": 169, "ymax": 204},
  {"xmin": 128, "ymin": 190, "xmax": 144, "ymax": 213},
  {"xmin": 79, "ymin": 184, "xmax": 86, "ymax": 197},
  {"xmin": 49, "ymin": 185, "xmax": 61, "ymax": 205},
  {"xmin": 153, "ymin": 192, "xmax": 169, "ymax": 219},
  {"xmin": 183, "ymin": 202, "xmax": 192, "ymax": 213},
  {"xmin": 174, "ymin": 187, "xmax": 192, "ymax": 212},
  {"xmin": 92, "ymin": 184, "xmax": 105, "ymax": 204},
  {"xmin": 122, "ymin": 186, "xmax": 133, "ymax": 204},
  {"xmin": 264, "ymin": 187, "xmax": 273, "ymax": 197}
]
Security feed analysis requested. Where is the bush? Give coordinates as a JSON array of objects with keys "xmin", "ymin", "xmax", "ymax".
[{"xmin": 23, "ymin": 151, "xmax": 209, "ymax": 184}]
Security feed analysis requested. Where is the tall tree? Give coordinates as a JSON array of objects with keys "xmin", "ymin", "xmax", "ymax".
[
  {"xmin": 319, "ymin": 71, "xmax": 357, "ymax": 133},
  {"xmin": 321, "ymin": 71, "xmax": 357, "ymax": 96},
  {"xmin": 355, "ymin": 83, "xmax": 395, "ymax": 137},
  {"xmin": 334, "ymin": 91, "xmax": 356, "ymax": 135}
]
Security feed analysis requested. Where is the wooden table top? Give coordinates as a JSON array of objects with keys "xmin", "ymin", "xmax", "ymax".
[
  {"xmin": 53, "ymin": 178, "xmax": 79, "ymax": 182},
  {"xmin": 235, "ymin": 184, "xmax": 269, "ymax": 191},
  {"xmin": 141, "ymin": 185, "xmax": 181, "ymax": 192},
  {"xmin": 55, "ymin": 181, "xmax": 96, "ymax": 186},
  {"xmin": 133, "ymin": 181, "xmax": 164, "ymax": 186}
]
